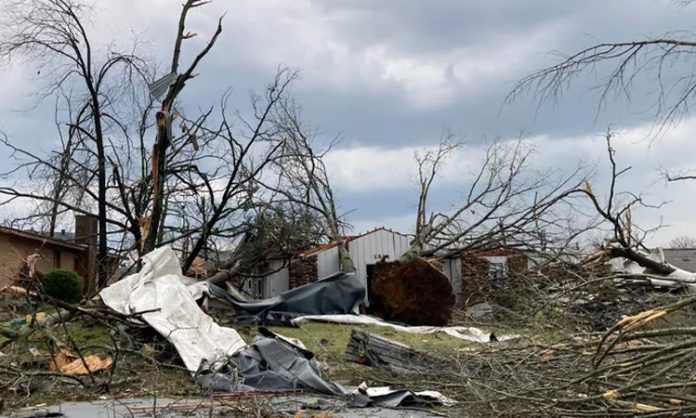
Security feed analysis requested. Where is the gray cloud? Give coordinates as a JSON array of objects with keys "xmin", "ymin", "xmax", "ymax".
[{"xmin": 1, "ymin": 0, "xmax": 696, "ymax": 243}]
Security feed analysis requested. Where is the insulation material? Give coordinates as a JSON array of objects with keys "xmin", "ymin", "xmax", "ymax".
[
  {"xmin": 49, "ymin": 349, "xmax": 112, "ymax": 375},
  {"xmin": 100, "ymin": 246, "xmax": 246, "ymax": 373},
  {"xmin": 369, "ymin": 258, "xmax": 455, "ymax": 326},
  {"xmin": 292, "ymin": 314, "xmax": 517, "ymax": 342}
]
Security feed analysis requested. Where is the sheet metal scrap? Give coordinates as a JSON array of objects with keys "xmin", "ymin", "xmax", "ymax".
[{"xmin": 344, "ymin": 330, "xmax": 438, "ymax": 372}]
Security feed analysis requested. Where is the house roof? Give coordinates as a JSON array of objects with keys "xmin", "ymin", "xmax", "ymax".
[
  {"xmin": 298, "ymin": 235, "xmax": 358, "ymax": 258},
  {"xmin": 661, "ymin": 248, "xmax": 696, "ymax": 273},
  {"xmin": 298, "ymin": 227, "xmax": 410, "ymax": 258},
  {"xmin": 0, "ymin": 225, "xmax": 87, "ymax": 252}
]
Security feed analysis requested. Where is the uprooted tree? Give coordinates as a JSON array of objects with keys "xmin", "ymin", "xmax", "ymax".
[
  {"xmin": 507, "ymin": 0, "xmax": 696, "ymax": 281},
  {"xmin": 577, "ymin": 131, "xmax": 696, "ymax": 285},
  {"xmin": 369, "ymin": 132, "xmax": 591, "ymax": 325},
  {"xmin": 409, "ymin": 134, "xmax": 588, "ymax": 258}
]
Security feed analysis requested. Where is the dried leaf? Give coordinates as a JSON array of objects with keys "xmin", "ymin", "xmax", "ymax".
[
  {"xmin": 602, "ymin": 390, "xmax": 619, "ymax": 400},
  {"xmin": 49, "ymin": 349, "xmax": 74, "ymax": 371}
]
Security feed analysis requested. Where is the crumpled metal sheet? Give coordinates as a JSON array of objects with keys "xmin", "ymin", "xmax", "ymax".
[
  {"xmin": 196, "ymin": 328, "xmax": 343, "ymax": 394},
  {"xmin": 197, "ymin": 328, "xmax": 456, "ymax": 408},
  {"xmin": 292, "ymin": 314, "xmax": 518, "ymax": 342},
  {"xmin": 344, "ymin": 330, "xmax": 440, "ymax": 373},
  {"xmin": 350, "ymin": 385, "xmax": 457, "ymax": 408},
  {"xmin": 205, "ymin": 272, "xmax": 366, "ymax": 324},
  {"xmin": 99, "ymin": 246, "xmax": 246, "ymax": 373}
]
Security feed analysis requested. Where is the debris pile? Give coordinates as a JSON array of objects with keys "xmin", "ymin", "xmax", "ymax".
[
  {"xmin": 344, "ymin": 330, "xmax": 440, "ymax": 372},
  {"xmin": 369, "ymin": 258, "xmax": 455, "ymax": 326},
  {"xmin": 79, "ymin": 247, "xmax": 455, "ymax": 411},
  {"xmin": 6, "ymin": 242, "xmax": 695, "ymax": 417}
]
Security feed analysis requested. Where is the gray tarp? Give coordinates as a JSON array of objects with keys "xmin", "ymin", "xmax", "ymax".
[
  {"xmin": 196, "ymin": 328, "xmax": 455, "ymax": 408},
  {"xmin": 196, "ymin": 327, "xmax": 342, "ymax": 394},
  {"xmin": 206, "ymin": 272, "xmax": 366, "ymax": 324}
]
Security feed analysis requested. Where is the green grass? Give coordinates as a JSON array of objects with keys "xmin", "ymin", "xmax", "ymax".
[
  {"xmin": 263, "ymin": 322, "xmax": 478, "ymax": 385},
  {"xmin": 269, "ymin": 322, "xmax": 476, "ymax": 356}
]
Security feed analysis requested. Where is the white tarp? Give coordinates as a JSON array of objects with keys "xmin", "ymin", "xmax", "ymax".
[
  {"xmin": 356, "ymin": 381, "xmax": 457, "ymax": 407},
  {"xmin": 291, "ymin": 314, "xmax": 518, "ymax": 342},
  {"xmin": 100, "ymin": 246, "xmax": 246, "ymax": 373}
]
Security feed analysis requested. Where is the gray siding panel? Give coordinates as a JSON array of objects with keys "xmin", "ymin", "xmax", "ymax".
[
  {"xmin": 263, "ymin": 260, "xmax": 289, "ymax": 298},
  {"xmin": 442, "ymin": 257, "xmax": 462, "ymax": 303},
  {"xmin": 317, "ymin": 246, "xmax": 340, "ymax": 279}
]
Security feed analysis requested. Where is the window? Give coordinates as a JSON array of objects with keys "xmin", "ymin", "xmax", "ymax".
[
  {"xmin": 250, "ymin": 278, "xmax": 265, "ymax": 299},
  {"xmin": 488, "ymin": 262, "xmax": 507, "ymax": 280}
]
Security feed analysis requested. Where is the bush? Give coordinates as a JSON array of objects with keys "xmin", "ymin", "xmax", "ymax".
[{"xmin": 42, "ymin": 269, "xmax": 82, "ymax": 303}]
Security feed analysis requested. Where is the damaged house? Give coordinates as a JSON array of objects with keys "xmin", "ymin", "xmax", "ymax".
[
  {"xmin": 251, "ymin": 227, "xmax": 533, "ymax": 307},
  {"xmin": 442, "ymin": 249, "xmax": 531, "ymax": 306},
  {"xmin": 0, "ymin": 216, "xmax": 101, "ymax": 292},
  {"xmin": 254, "ymin": 227, "xmax": 411, "ymax": 301}
]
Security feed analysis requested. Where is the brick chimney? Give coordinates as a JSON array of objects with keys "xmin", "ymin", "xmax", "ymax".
[{"xmin": 74, "ymin": 215, "xmax": 98, "ymax": 295}]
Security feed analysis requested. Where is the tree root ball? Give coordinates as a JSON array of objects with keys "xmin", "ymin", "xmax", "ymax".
[{"xmin": 368, "ymin": 258, "xmax": 455, "ymax": 326}]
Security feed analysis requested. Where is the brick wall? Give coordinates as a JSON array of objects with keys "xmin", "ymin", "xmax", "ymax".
[
  {"xmin": 288, "ymin": 255, "xmax": 318, "ymax": 289},
  {"xmin": 458, "ymin": 250, "xmax": 528, "ymax": 307},
  {"xmin": 0, "ymin": 234, "xmax": 81, "ymax": 288}
]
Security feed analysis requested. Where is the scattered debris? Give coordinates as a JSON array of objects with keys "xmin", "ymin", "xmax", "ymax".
[
  {"xmin": 48, "ymin": 349, "xmax": 112, "ymax": 376},
  {"xmin": 216, "ymin": 271, "xmax": 366, "ymax": 324},
  {"xmin": 292, "ymin": 314, "xmax": 515, "ymax": 342},
  {"xmin": 369, "ymin": 258, "xmax": 455, "ymax": 326},
  {"xmin": 350, "ymin": 382, "xmax": 457, "ymax": 408},
  {"xmin": 100, "ymin": 246, "xmax": 246, "ymax": 372},
  {"xmin": 95, "ymin": 246, "xmax": 456, "ymax": 414},
  {"xmin": 344, "ymin": 330, "xmax": 439, "ymax": 372}
]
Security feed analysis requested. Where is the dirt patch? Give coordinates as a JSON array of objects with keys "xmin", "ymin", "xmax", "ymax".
[{"xmin": 369, "ymin": 258, "xmax": 455, "ymax": 326}]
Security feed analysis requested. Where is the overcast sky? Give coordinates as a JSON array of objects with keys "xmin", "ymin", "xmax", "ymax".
[{"xmin": 1, "ymin": 0, "xmax": 696, "ymax": 245}]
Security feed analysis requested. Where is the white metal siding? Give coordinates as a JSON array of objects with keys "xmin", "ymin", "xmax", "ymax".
[
  {"xmin": 259, "ymin": 229, "xmax": 411, "ymax": 300},
  {"xmin": 262, "ymin": 260, "xmax": 289, "ymax": 298},
  {"xmin": 348, "ymin": 229, "xmax": 410, "ymax": 299},
  {"xmin": 317, "ymin": 246, "xmax": 340, "ymax": 279},
  {"xmin": 442, "ymin": 257, "xmax": 462, "ymax": 303}
]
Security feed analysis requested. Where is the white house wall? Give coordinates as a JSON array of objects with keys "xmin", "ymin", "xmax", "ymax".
[
  {"xmin": 258, "ymin": 229, "xmax": 411, "ymax": 300},
  {"xmin": 348, "ymin": 229, "xmax": 410, "ymax": 298},
  {"xmin": 262, "ymin": 260, "xmax": 289, "ymax": 298},
  {"xmin": 442, "ymin": 257, "xmax": 462, "ymax": 303}
]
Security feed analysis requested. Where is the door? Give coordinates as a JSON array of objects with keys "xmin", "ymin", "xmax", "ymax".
[{"xmin": 366, "ymin": 263, "xmax": 376, "ymax": 302}]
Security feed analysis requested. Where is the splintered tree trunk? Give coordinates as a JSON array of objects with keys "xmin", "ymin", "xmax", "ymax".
[
  {"xmin": 607, "ymin": 247, "xmax": 676, "ymax": 276},
  {"xmin": 142, "ymin": 110, "xmax": 171, "ymax": 255}
]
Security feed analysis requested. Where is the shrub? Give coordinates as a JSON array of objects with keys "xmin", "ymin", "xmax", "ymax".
[{"xmin": 42, "ymin": 269, "xmax": 82, "ymax": 303}]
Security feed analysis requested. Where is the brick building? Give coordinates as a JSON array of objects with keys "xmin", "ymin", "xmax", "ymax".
[
  {"xmin": 254, "ymin": 228, "xmax": 411, "ymax": 300},
  {"xmin": 0, "ymin": 216, "xmax": 99, "ymax": 292},
  {"xmin": 442, "ymin": 249, "xmax": 530, "ymax": 306}
]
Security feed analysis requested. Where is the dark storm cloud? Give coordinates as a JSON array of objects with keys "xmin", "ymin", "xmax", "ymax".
[{"xmin": 2, "ymin": 0, "xmax": 696, "ymax": 242}]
